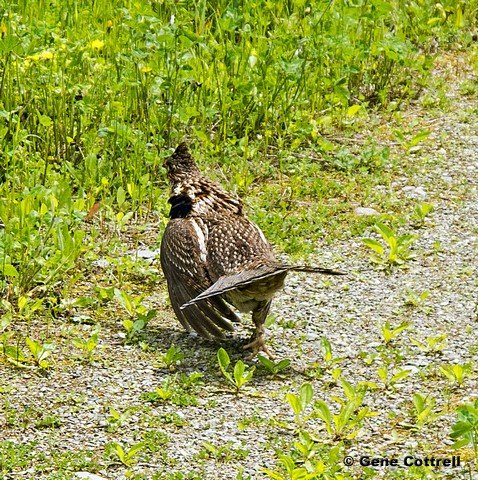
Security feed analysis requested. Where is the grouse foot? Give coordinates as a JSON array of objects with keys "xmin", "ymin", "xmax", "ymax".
[{"xmin": 243, "ymin": 334, "xmax": 275, "ymax": 359}]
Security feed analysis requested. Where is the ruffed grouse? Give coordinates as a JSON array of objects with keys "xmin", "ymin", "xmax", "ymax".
[{"xmin": 160, "ymin": 143, "xmax": 343, "ymax": 357}]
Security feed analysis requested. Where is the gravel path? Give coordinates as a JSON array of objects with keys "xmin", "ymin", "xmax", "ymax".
[{"xmin": 1, "ymin": 62, "xmax": 477, "ymax": 480}]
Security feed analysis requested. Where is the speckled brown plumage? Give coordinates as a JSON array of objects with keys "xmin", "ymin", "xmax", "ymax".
[{"xmin": 160, "ymin": 143, "xmax": 343, "ymax": 356}]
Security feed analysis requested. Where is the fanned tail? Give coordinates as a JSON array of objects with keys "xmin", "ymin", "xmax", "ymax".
[{"xmin": 181, "ymin": 264, "xmax": 345, "ymax": 308}]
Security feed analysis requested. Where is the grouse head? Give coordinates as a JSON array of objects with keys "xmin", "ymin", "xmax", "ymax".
[{"xmin": 164, "ymin": 143, "xmax": 200, "ymax": 184}]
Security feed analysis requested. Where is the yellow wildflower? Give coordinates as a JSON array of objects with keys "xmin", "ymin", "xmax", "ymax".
[
  {"xmin": 25, "ymin": 50, "xmax": 54, "ymax": 65},
  {"xmin": 90, "ymin": 39, "xmax": 104, "ymax": 50},
  {"xmin": 38, "ymin": 51, "xmax": 54, "ymax": 60}
]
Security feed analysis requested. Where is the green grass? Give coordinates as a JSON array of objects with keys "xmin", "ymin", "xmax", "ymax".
[
  {"xmin": 0, "ymin": 440, "xmax": 101, "ymax": 477},
  {"xmin": 1, "ymin": 0, "xmax": 477, "ymax": 298}
]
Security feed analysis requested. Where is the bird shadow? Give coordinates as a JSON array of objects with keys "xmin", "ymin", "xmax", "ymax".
[
  {"xmin": 145, "ymin": 324, "xmax": 303, "ymax": 385},
  {"xmin": 147, "ymin": 323, "xmax": 248, "ymax": 355}
]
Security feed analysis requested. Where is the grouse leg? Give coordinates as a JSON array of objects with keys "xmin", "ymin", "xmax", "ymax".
[{"xmin": 243, "ymin": 300, "xmax": 275, "ymax": 359}]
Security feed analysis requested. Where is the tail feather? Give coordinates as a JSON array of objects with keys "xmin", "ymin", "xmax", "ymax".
[
  {"xmin": 180, "ymin": 264, "xmax": 344, "ymax": 309},
  {"xmin": 288, "ymin": 265, "xmax": 345, "ymax": 275}
]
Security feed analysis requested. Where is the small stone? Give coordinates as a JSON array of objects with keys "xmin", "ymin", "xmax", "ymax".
[
  {"xmin": 132, "ymin": 248, "xmax": 160, "ymax": 259},
  {"xmin": 354, "ymin": 207, "xmax": 380, "ymax": 216},
  {"xmin": 75, "ymin": 473, "xmax": 108, "ymax": 480},
  {"xmin": 415, "ymin": 186, "xmax": 427, "ymax": 198},
  {"xmin": 402, "ymin": 185, "xmax": 427, "ymax": 199},
  {"xmin": 306, "ymin": 332, "xmax": 320, "ymax": 341},
  {"xmin": 92, "ymin": 258, "xmax": 110, "ymax": 268},
  {"xmin": 442, "ymin": 175, "xmax": 453, "ymax": 183}
]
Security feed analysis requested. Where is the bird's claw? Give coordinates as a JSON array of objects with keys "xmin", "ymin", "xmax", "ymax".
[{"xmin": 243, "ymin": 336, "xmax": 275, "ymax": 360}]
